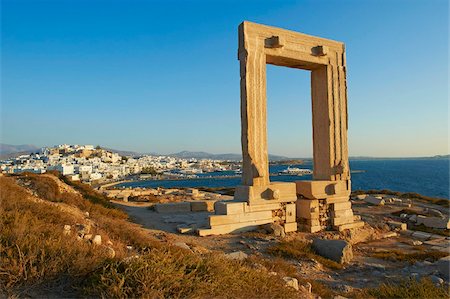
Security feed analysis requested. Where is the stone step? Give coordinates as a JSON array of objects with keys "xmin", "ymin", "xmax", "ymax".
[
  {"xmin": 209, "ymin": 210, "xmax": 272, "ymax": 226},
  {"xmin": 197, "ymin": 218, "xmax": 273, "ymax": 236}
]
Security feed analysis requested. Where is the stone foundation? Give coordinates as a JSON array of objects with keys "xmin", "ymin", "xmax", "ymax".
[
  {"xmin": 198, "ymin": 182, "xmax": 298, "ymax": 236},
  {"xmin": 296, "ymin": 180, "xmax": 364, "ymax": 232}
]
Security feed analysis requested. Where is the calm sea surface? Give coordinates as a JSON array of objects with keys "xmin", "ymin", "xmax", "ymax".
[{"xmin": 118, "ymin": 159, "xmax": 449, "ymax": 199}]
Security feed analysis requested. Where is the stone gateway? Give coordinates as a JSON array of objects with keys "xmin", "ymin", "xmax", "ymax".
[{"xmin": 198, "ymin": 21, "xmax": 363, "ymax": 236}]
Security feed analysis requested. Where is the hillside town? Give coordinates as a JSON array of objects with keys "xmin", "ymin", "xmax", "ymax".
[{"xmin": 0, "ymin": 144, "xmax": 236, "ymax": 183}]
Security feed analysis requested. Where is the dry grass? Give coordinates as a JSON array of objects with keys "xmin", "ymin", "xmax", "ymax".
[
  {"xmin": 267, "ymin": 239, "xmax": 343, "ymax": 270},
  {"xmin": 84, "ymin": 250, "xmax": 299, "ymax": 299},
  {"xmin": 364, "ymin": 278, "xmax": 449, "ymax": 299},
  {"xmin": 245, "ymin": 255, "xmax": 337, "ymax": 298},
  {"xmin": 371, "ymin": 249, "xmax": 448, "ymax": 264},
  {"xmin": 0, "ymin": 176, "xmax": 110, "ymax": 292},
  {"xmin": 0, "ymin": 174, "xmax": 303, "ymax": 298}
]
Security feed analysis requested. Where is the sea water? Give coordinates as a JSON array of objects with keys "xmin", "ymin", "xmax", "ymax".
[{"xmin": 118, "ymin": 159, "xmax": 449, "ymax": 199}]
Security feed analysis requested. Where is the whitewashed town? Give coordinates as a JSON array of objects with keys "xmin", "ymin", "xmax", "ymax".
[{"xmin": 0, "ymin": 144, "xmax": 237, "ymax": 183}]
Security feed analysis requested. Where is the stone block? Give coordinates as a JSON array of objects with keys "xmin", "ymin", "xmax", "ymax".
[
  {"xmin": 332, "ymin": 209, "xmax": 354, "ymax": 218},
  {"xmin": 177, "ymin": 225, "xmax": 194, "ymax": 234},
  {"xmin": 325, "ymin": 196, "xmax": 351, "ymax": 204},
  {"xmin": 296, "ymin": 180, "xmax": 350, "ymax": 199},
  {"xmin": 388, "ymin": 221, "xmax": 407, "ymax": 231},
  {"xmin": 307, "ymin": 219, "xmax": 321, "ymax": 226},
  {"xmin": 382, "ymin": 232, "xmax": 398, "ymax": 238},
  {"xmin": 283, "ymin": 277, "xmax": 299, "ymax": 291},
  {"xmin": 234, "ymin": 182, "xmax": 297, "ymax": 204},
  {"xmin": 332, "ymin": 216, "xmax": 354, "ymax": 226},
  {"xmin": 312, "ymin": 239, "xmax": 353, "ymax": 263},
  {"xmin": 285, "ymin": 203, "xmax": 296, "ymax": 222},
  {"xmin": 209, "ymin": 210, "xmax": 272, "ymax": 226},
  {"xmin": 416, "ymin": 216, "xmax": 450, "ymax": 229},
  {"xmin": 336, "ymin": 221, "xmax": 364, "ymax": 231},
  {"xmin": 364, "ymin": 196, "xmax": 385, "ymax": 206},
  {"xmin": 284, "ymin": 222, "xmax": 297, "ymax": 233},
  {"xmin": 214, "ymin": 201, "xmax": 245, "ymax": 215},
  {"xmin": 190, "ymin": 201, "xmax": 215, "ymax": 212},
  {"xmin": 299, "ymin": 224, "xmax": 322, "ymax": 233},
  {"xmin": 263, "ymin": 223, "xmax": 285, "ymax": 237},
  {"xmin": 332, "ymin": 201, "xmax": 352, "ymax": 211},
  {"xmin": 411, "ymin": 231, "xmax": 432, "ymax": 240},
  {"xmin": 198, "ymin": 218, "xmax": 273, "ymax": 236},
  {"xmin": 437, "ymin": 256, "xmax": 450, "ymax": 279},
  {"xmin": 296, "ymin": 199, "xmax": 319, "ymax": 219},
  {"xmin": 225, "ymin": 251, "xmax": 248, "ymax": 261},
  {"xmin": 244, "ymin": 202, "xmax": 282, "ymax": 213},
  {"xmin": 155, "ymin": 202, "xmax": 191, "ymax": 213}
]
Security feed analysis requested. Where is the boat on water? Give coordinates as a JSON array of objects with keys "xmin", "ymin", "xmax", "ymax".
[{"xmin": 279, "ymin": 166, "xmax": 312, "ymax": 175}]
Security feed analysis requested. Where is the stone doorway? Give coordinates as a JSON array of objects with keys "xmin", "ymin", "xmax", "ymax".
[{"xmin": 198, "ymin": 22, "xmax": 363, "ymax": 236}]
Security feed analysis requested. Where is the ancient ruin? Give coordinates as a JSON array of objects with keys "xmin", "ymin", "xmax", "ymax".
[{"xmin": 198, "ymin": 21, "xmax": 364, "ymax": 236}]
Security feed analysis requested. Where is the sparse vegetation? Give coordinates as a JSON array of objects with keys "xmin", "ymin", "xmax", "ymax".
[
  {"xmin": 86, "ymin": 251, "xmax": 298, "ymax": 298},
  {"xmin": 267, "ymin": 239, "xmax": 343, "ymax": 270},
  {"xmin": 364, "ymin": 278, "xmax": 449, "ymax": 299},
  {"xmin": 370, "ymin": 249, "xmax": 448, "ymax": 264},
  {"xmin": 0, "ymin": 174, "xmax": 301, "ymax": 298}
]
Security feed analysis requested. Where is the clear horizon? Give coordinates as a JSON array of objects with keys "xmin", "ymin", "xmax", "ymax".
[{"xmin": 1, "ymin": 0, "xmax": 448, "ymax": 158}]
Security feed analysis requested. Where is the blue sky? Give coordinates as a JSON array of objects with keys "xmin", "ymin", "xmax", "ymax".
[{"xmin": 1, "ymin": 0, "xmax": 448, "ymax": 157}]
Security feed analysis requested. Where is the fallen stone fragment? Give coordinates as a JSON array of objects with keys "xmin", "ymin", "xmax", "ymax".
[
  {"xmin": 416, "ymin": 216, "xmax": 450, "ymax": 229},
  {"xmin": 312, "ymin": 239, "xmax": 353, "ymax": 264},
  {"xmin": 409, "ymin": 215, "xmax": 418, "ymax": 222},
  {"xmin": 381, "ymin": 232, "xmax": 398, "ymax": 238},
  {"xmin": 437, "ymin": 256, "xmax": 450, "ymax": 279},
  {"xmin": 424, "ymin": 208, "xmax": 444, "ymax": 218},
  {"xmin": 388, "ymin": 221, "xmax": 407, "ymax": 231},
  {"xmin": 76, "ymin": 223, "xmax": 91, "ymax": 235},
  {"xmin": 262, "ymin": 223, "xmax": 286, "ymax": 237},
  {"xmin": 337, "ymin": 284, "xmax": 353, "ymax": 293},
  {"xmin": 84, "ymin": 234, "xmax": 93, "ymax": 240},
  {"xmin": 430, "ymin": 275, "xmax": 444, "ymax": 285},
  {"xmin": 408, "ymin": 240, "xmax": 423, "ymax": 246},
  {"xmin": 302, "ymin": 282, "xmax": 312, "ymax": 293},
  {"xmin": 411, "ymin": 231, "xmax": 432, "ymax": 240},
  {"xmin": 225, "ymin": 251, "xmax": 248, "ymax": 261},
  {"xmin": 364, "ymin": 196, "xmax": 385, "ymax": 206},
  {"xmin": 283, "ymin": 277, "xmax": 299, "ymax": 291},
  {"xmin": 177, "ymin": 224, "xmax": 194, "ymax": 234},
  {"xmin": 106, "ymin": 246, "xmax": 116, "ymax": 258},
  {"xmin": 92, "ymin": 235, "xmax": 102, "ymax": 245},
  {"xmin": 63, "ymin": 225, "xmax": 71, "ymax": 235}
]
